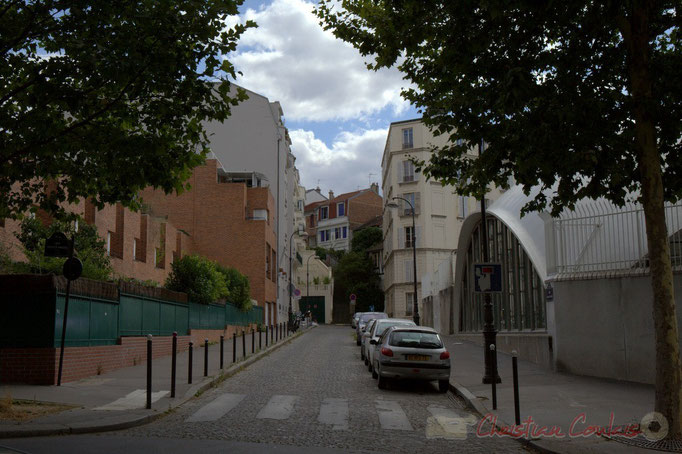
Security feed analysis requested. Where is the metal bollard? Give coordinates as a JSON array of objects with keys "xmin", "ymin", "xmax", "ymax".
[
  {"xmin": 220, "ymin": 335, "xmax": 224, "ymax": 369},
  {"xmin": 232, "ymin": 332, "xmax": 236, "ymax": 363},
  {"xmin": 252, "ymin": 328, "xmax": 255, "ymax": 354},
  {"xmin": 265, "ymin": 325, "xmax": 269, "ymax": 347},
  {"xmin": 259, "ymin": 326, "xmax": 262, "ymax": 350},
  {"xmin": 276, "ymin": 323, "xmax": 279, "ymax": 341},
  {"xmin": 512, "ymin": 350, "xmax": 520, "ymax": 425},
  {"xmin": 490, "ymin": 344, "xmax": 497, "ymax": 410},
  {"xmin": 270, "ymin": 325, "xmax": 273, "ymax": 344},
  {"xmin": 242, "ymin": 330, "xmax": 246, "ymax": 358},
  {"xmin": 188, "ymin": 341, "xmax": 193, "ymax": 384},
  {"xmin": 171, "ymin": 332, "xmax": 177, "ymax": 398},
  {"xmin": 146, "ymin": 334, "xmax": 152, "ymax": 409},
  {"xmin": 204, "ymin": 338, "xmax": 209, "ymax": 377}
]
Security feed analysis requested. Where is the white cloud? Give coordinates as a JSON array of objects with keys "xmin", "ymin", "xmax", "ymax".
[
  {"xmin": 291, "ymin": 128, "xmax": 386, "ymax": 195},
  {"xmin": 228, "ymin": 0, "xmax": 410, "ymax": 122}
]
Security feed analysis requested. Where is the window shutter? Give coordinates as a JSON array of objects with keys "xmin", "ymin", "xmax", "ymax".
[
  {"xmin": 415, "ymin": 226, "xmax": 422, "ymax": 248},
  {"xmin": 415, "ymin": 192, "xmax": 421, "ymax": 215},
  {"xmin": 398, "ymin": 227, "xmax": 405, "ymax": 249},
  {"xmin": 397, "ymin": 160, "xmax": 404, "ymax": 183}
]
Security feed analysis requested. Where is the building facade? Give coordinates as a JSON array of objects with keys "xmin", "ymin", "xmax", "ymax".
[{"xmin": 381, "ymin": 118, "xmax": 502, "ymax": 321}]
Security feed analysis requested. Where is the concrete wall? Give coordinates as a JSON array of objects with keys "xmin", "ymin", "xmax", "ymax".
[{"xmin": 552, "ymin": 274, "xmax": 682, "ymax": 384}]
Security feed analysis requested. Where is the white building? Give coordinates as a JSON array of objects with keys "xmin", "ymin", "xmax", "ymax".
[{"xmin": 381, "ymin": 118, "xmax": 502, "ymax": 321}]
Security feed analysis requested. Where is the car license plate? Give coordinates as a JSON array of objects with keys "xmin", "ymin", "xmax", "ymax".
[{"xmin": 406, "ymin": 355, "xmax": 429, "ymax": 361}]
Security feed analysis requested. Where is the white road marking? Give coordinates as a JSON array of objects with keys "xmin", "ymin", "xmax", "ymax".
[
  {"xmin": 94, "ymin": 389, "xmax": 168, "ymax": 411},
  {"xmin": 186, "ymin": 393, "xmax": 246, "ymax": 422},
  {"xmin": 376, "ymin": 400, "xmax": 413, "ymax": 431},
  {"xmin": 425, "ymin": 405, "xmax": 478, "ymax": 439},
  {"xmin": 318, "ymin": 398, "xmax": 348, "ymax": 430},
  {"xmin": 256, "ymin": 395, "xmax": 298, "ymax": 420}
]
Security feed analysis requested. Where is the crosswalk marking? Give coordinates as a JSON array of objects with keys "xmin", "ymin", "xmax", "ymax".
[
  {"xmin": 94, "ymin": 389, "xmax": 168, "ymax": 411},
  {"xmin": 425, "ymin": 405, "xmax": 477, "ymax": 439},
  {"xmin": 318, "ymin": 398, "xmax": 349, "ymax": 430},
  {"xmin": 186, "ymin": 393, "xmax": 246, "ymax": 422},
  {"xmin": 375, "ymin": 399, "xmax": 413, "ymax": 431},
  {"xmin": 256, "ymin": 395, "xmax": 298, "ymax": 420}
]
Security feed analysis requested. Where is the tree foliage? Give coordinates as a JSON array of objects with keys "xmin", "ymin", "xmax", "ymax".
[
  {"xmin": 215, "ymin": 263, "xmax": 252, "ymax": 311},
  {"xmin": 334, "ymin": 251, "xmax": 383, "ymax": 312},
  {"xmin": 317, "ymin": 0, "xmax": 682, "ymax": 436},
  {"xmin": 1, "ymin": 1, "xmax": 255, "ymax": 220},
  {"xmin": 14, "ymin": 217, "xmax": 112, "ymax": 280},
  {"xmin": 351, "ymin": 227, "xmax": 382, "ymax": 253}
]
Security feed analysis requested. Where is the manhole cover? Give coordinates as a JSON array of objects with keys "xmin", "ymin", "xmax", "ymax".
[{"xmin": 607, "ymin": 434, "xmax": 682, "ymax": 452}]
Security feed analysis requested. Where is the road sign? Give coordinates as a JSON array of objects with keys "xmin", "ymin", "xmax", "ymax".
[
  {"xmin": 63, "ymin": 257, "xmax": 83, "ymax": 281},
  {"xmin": 350, "ymin": 294, "xmax": 357, "ymax": 301},
  {"xmin": 294, "ymin": 288, "xmax": 301, "ymax": 297},
  {"xmin": 473, "ymin": 263, "xmax": 503, "ymax": 293},
  {"xmin": 45, "ymin": 232, "xmax": 71, "ymax": 258}
]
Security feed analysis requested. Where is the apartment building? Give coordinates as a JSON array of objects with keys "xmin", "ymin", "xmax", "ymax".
[
  {"xmin": 140, "ymin": 159, "xmax": 279, "ymax": 324},
  {"xmin": 305, "ymin": 186, "xmax": 382, "ymax": 251},
  {"xmin": 381, "ymin": 118, "xmax": 502, "ymax": 320}
]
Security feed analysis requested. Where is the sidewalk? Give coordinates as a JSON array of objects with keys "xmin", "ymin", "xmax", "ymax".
[
  {"xmin": 442, "ymin": 336, "xmax": 659, "ymax": 453},
  {"xmin": 0, "ymin": 325, "xmax": 314, "ymax": 438}
]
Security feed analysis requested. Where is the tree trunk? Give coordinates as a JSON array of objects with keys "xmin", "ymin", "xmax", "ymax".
[{"xmin": 622, "ymin": 1, "xmax": 682, "ymax": 438}]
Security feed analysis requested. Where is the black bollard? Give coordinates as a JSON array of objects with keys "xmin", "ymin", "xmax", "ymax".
[
  {"xmin": 252, "ymin": 328, "xmax": 255, "ymax": 354},
  {"xmin": 146, "ymin": 334, "xmax": 152, "ymax": 409},
  {"xmin": 270, "ymin": 325, "xmax": 273, "ymax": 344},
  {"xmin": 490, "ymin": 344, "xmax": 497, "ymax": 410},
  {"xmin": 259, "ymin": 326, "xmax": 262, "ymax": 350},
  {"xmin": 232, "ymin": 332, "xmax": 236, "ymax": 363},
  {"xmin": 265, "ymin": 325, "xmax": 269, "ymax": 347},
  {"xmin": 204, "ymin": 338, "xmax": 209, "ymax": 377},
  {"xmin": 171, "ymin": 332, "xmax": 177, "ymax": 398},
  {"xmin": 512, "ymin": 351, "xmax": 520, "ymax": 425},
  {"xmin": 242, "ymin": 330, "xmax": 246, "ymax": 358},
  {"xmin": 220, "ymin": 335, "xmax": 224, "ymax": 369},
  {"xmin": 188, "ymin": 341, "xmax": 193, "ymax": 384},
  {"xmin": 276, "ymin": 323, "xmax": 279, "ymax": 341}
]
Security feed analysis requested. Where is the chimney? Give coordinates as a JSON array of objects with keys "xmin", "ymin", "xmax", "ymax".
[
  {"xmin": 370, "ymin": 182, "xmax": 379, "ymax": 194},
  {"xmin": 328, "ymin": 190, "xmax": 334, "ymax": 200}
]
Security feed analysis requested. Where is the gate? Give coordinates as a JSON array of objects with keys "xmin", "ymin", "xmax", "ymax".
[{"xmin": 299, "ymin": 296, "xmax": 325, "ymax": 324}]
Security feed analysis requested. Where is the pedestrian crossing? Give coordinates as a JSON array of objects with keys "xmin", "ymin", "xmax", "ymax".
[{"xmin": 183, "ymin": 393, "xmax": 475, "ymax": 439}]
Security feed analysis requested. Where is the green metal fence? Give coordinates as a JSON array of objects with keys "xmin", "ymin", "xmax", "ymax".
[
  {"xmin": 120, "ymin": 293, "xmax": 189, "ymax": 337},
  {"xmin": 54, "ymin": 293, "xmax": 120, "ymax": 346}
]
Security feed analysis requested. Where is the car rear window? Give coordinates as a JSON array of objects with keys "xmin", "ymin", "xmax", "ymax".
[
  {"xmin": 376, "ymin": 322, "xmax": 414, "ymax": 336},
  {"xmin": 389, "ymin": 331, "xmax": 443, "ymax": 349},
  {"xmin": 360, "ymin": 313, "xmax": 387, "ymax": 322}
]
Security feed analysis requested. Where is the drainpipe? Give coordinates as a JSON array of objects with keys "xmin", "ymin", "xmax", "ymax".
[{"xmin": 276, "ymin": 134, "xmax": 281, "ymax": 325}]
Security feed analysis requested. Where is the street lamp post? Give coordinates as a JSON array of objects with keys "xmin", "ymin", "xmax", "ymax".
[
  {"xmin": 306, "ymin": 253, "xmax": 316, "ymax": 298},
  {"xmin": 386, "ymin": 196, "xmax": 420, "ymax": 325},
  {"xmin": 289, "ymin": 230, "xmax": 308, "ymax": 328}
]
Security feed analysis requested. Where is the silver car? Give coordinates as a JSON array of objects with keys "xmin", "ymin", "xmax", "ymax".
[
  {"xmin": 360, "ymin": 319, "xmax": 378, "ymax": 361},
  {"xmin": 370, "ymin": 326, "xmax": 451, "ymax": 393},
  {"xmin": 365, "ymin": 318, "xmax": 416, "ymax": 372},
  {"xmin": 351, "ymin": 312, "xmax": 361, "ymax": 329},
  {"xmin": 356, "ymin": 312, "xmax": 387, "ymax": 345}
]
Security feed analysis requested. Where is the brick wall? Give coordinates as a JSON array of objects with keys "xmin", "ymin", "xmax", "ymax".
[{"xmin": 348, "ymin": 191, "xmax": 383, "ymax": 229}]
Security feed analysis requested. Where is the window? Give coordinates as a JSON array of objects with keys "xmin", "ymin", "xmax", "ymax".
[
  {"xmin": 405, "ymin": 292, "xmax": 414, "ymax": 315},
  {"xmin": 253, "ymin": 209, "xmax": 268, "ymax": 221},
  {"xmin": 297, "ymin": 200, "xmax": 304, "ymax": 210},
  {"xmin": 402, "ymin": 192, "xmax": 418, "ymax": 215},
  {"xmin": 342, "ymin": 226, "xmax": 347, "ymax": 238},
  {"xmin": 405, "ymin": 226, "xmax": 415, "ymax": 248},
  {"xmin": 334, "ymin": 227, "xmax": 341, "ymax": 240},
  {"xmin": 402, "ymin": 160, "xmax": 415, "ymax": 182},
  {"xmin": 458, "ymin": 196, "xmax": 469, "ymax": 218},
  {"xmin": 106, "ymin": 232, "xmax": 112, "ymax": 255},
  {"xmin": 456, "ymin": 138, "xmax": 463, "ymax": 146},
  {"xmin": 320, "ymin": 229, "xmax": 331, "ymax": 242},
  {"xmin": 337, "ymin": 202, "xmax": 345, "ymax": 216},
  {"xmin": 319, "ymin": 206, "xmax": 328, "ymax": 220},
  {"xmin": 266, "ymin": 244, "xmax": 271, "ymax": 279},
  {"xmin": 404, "ymin": 260, "xmax": 414, "ymax": 281},
  {"xmin": 402, "ymin": 127, "xmax": 413, "ymax": 149},
  {"xmin": 133, "ymin": 238, "xmax": 137, "ymax": 260}
]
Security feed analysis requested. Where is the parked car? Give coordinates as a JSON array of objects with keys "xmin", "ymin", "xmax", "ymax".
[
  {"xmin": 360, "ymin": 319, "xmax": 378, "ymax": 361},
  {"xmin": 370, "ymin": 326, "xmax": 450, "ymax": 393},
  {"xmin": 351, "ymin": 312, "xmax": 361, "ymax": 329},
  {"xmin": 356, "ymin": 312, "xmax": 388, "ymax": 345},
  {"xmin": 365, "ymin": 318, "xmax": 416, "ymax": 371}
]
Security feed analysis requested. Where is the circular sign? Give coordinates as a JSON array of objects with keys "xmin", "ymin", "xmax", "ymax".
[
  {"xmin": 294, "ymin": 289, "xmax": 301, "ymax": 297},
  {"xmin": 350, "ymin": 294, "xmax": 357, "ymax": 301},
  {"xmin": 63, "ymin": 257, "xmax": 83, "ymax": 281}
]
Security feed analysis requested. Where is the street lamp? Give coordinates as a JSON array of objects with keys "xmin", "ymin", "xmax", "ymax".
[
  {"xmin": 306, "ymin": 253, "xmax": 316, "ymax": 298},
  {"xmin": 289, "ymin": 230, "xmax": 308, "ymax": 328},
  {"xmin": 386, "ymin": 196, "xmax": 420, "ymax": 325}
]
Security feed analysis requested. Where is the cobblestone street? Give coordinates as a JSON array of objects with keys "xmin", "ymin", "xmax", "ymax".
[{"xmin": 113, "ymin": 325, "xmax": 530, "ymax": 453}]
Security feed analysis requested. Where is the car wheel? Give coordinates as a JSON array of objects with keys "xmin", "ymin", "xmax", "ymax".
[
  {"xmin": 367, "ymin": 361, "xmax": 372, "ymax": 372},
  {"xmin": 361, "ymin": 350, "xmax": 365, "ymax": 361},
  {"xmin": 372, "ymin": 363, "xmax": 378, "ymax": 380},
  {"xmin": 356, "ymin": 338, "xmax": 361, "ymax": 346},
  {"xmin": 438, "ymin": 379, "xmax": 449, "ymax": 393},
  {"xmin": 378, "ymin": 374, "xmax": 388, "ymax": 390}
]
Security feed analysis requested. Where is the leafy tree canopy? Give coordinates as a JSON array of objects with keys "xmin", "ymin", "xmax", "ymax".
[
  {"xmin": 165, "ymin": 254, "xmax": 228, "ymax": 305},
  {"xmin": 215, "ymin": 263, "xmax": 252, "ymax": 311},
  {"xmin": 316, "ymin": 1, "xmax": 681, "ymax": 215},
  {"xmin": 334, "ymin": 251, "xmax": 383, "ymax": 312},
  {"xmin": 351, "ymin": 227, "xmax": 382, "ymax": 253},
  {"xmin": 1, "ymin": 1, "xmax": 255, "ymax": 220}
]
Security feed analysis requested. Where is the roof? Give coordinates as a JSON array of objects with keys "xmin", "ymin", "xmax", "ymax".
[
  {"xmin": 304, "ymin": 189, "xmax": 365, "ymax": 212},
  {"xmin": 386, "ymin": 325, "xmax": 438, "ymax": 333},
  {"xmin": 352, "ymin": 214, "xmax": 383, "ymax": 231}
]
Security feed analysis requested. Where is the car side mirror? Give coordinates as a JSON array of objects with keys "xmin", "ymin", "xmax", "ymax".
[{"xmin": 369, "ymin": 339, "xmax": 377, "ymax": 345}]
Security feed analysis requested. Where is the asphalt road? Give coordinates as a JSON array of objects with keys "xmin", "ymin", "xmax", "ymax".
[{"xmin": 4, "ymin": 325, "xmax": 531, "ymax": 454}]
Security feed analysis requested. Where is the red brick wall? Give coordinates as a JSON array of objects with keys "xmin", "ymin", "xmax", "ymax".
[{"xmin": 348, "ymin": 191, "xmax": 383, "ymax": 229}]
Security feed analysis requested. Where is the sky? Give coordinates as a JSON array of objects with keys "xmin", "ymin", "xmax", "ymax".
[{"xmin": 225, "ymin": 0, "xmax": 420, "ymax": 198}]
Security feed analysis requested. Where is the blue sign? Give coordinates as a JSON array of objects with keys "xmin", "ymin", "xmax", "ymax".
[
  {"xmin": 369, "ymin": 305, "xmax": 374, "ymax": 312},
  {"xmin": 473, "ymin": 263, "xmax": 503, "ymax": 293}
]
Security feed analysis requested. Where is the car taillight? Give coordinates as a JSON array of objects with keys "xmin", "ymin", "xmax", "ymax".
[
  {"xmin": 381, "ymin": 347, "xmax": 393, "ymax": 357},
  {"xmin": 440, "ymin": 351, "xmax": 450, "ymax": 360}
]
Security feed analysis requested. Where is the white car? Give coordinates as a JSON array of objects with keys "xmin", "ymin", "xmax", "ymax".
[{"xmin": 366, "ymin": 318, "xmax": 416, "ymax": 373}]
